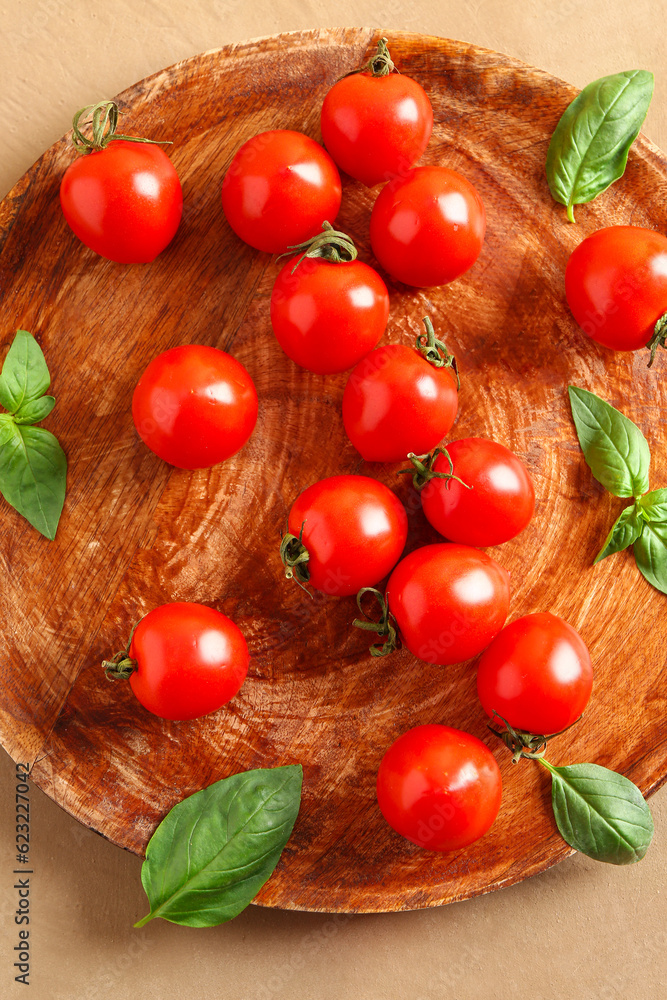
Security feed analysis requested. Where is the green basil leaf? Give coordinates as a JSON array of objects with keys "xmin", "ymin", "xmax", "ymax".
[
  {"xmin": 594, "ymin": 503, "xmax": 643, "ymax": 562},
  {"xmin": 0, "ymin": 330, "xmax": 51, "ymax": 415},
  {"xmin": 135, "ymin": 765, "xmax": 302, "ymax": 928},
  {"xmin": 14, "ymin": 396, "xmax": 56, "ymax": 425},
  {"xmin": 546, "ymin": 70, "xmax": 654, "ymax": 222},
  {"xmin": 568, "ymin": 386, "xmax": 650, "ymax": 498},
  {"xmin": 542, "ymin": 760, "xmax": 653, "ymax": 864},
  {"xmin": 0, "ymin": 422, "xmax": 67, "ymax": 540},
  {"xmin": 634, "ymin": 520, "xmax": 667, "ymax": 594},
  {"xmin": 637, "ymin": 487, "xmax": 667, "ymax": 523}
]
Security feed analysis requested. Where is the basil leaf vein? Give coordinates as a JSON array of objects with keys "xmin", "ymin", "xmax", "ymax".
[
  {"xmin": 637, "ymin": 487, "xmax": 667, "ymax": 523},
  {"xmin": 634, "ymin": 520, "xmax": 667, "ymax": 594},
  {"xmin": 568, "ymin": 386, "xmax": 650, "ymax": 497},
  {"xmin": 135, "ymin": 765, "xmax": 303, "ymax": 928},
  {"xmin": 542, "ymin": 761, "xmax": 653, "ymax": 864},
  {"xmin": 0, "ymin": 423, "xmax": 67, "ymax": 540},
  {"xmin": 546, "ymin": 70, "xmax": 654, "ymax": 222},
  {"xmin": 0, "ymin": 329, "xmax": 51, "ymax": 414}
]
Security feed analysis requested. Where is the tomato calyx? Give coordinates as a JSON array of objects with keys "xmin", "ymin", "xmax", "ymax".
[
  {"xmin": 102, "ymin": 619, "xmax": 142, "ymax": 681},
  {"xmin": 341, "ymin": 36, "xmax": 396, "ymax": 80},
  {"xmin": 399, "ymin": 448, "xmax": 471, "ymax": 492},
  {"xmin": 646, "ymin": 312, "xmax": 667, "ymax": 368},
  {"xmin": 279, "ymin": 221, "xmax": 358, "ymax": 274},
  {"xmin": 487, "ymin": 710, "xmax": 582, "ymax": 765},
  {"xmin": 353, "ymin": 587, "xmax": 400, "ymax": 657},
  {"xmin": 415, "ymin": 317, "xmax": 460, "ymax": 386},
  {"xmin": 279, "ymin": 522, "xmax": 311, "ymax": 592},
  {"xmin": 70, "ymin": 100, "xmax": 170, "ymax": 154}
]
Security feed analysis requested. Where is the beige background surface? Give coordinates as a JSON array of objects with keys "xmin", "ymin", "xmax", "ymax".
[{"xmin": 1, "ymin": 1, "xmax": 667, "ymax": 998}]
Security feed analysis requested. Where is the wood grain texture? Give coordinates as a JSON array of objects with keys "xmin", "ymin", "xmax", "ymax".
[{"xmin": 0, "ymin": 27, "xmax": 666, "ymax": 913}]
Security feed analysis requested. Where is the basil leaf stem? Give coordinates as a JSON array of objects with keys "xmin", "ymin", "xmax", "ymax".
[{"xmin": 546, "ymin": 70, "xmax": 654, "ymax": 222}]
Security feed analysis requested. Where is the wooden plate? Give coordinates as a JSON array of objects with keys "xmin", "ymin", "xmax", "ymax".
[{"xmin": 1, "ymin": 28, "xmax": 666, "ymax": 914}]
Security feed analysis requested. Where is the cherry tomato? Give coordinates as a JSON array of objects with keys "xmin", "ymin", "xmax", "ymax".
[
  {"xmin": 221, "ymin": 130, "xmax": 342, "ymax": 253},
  {"xmin": 417, "ymin": 439, "xmax": 535, "ymax": 547},
  {"xmin": 565, "ymin": 225, "xmax": 667, "ymax": 355},
  {"xmin": 476, "ymin": 612, "xmax": 593, "ymax": 735},
  {"xmin": 320, "ymin": 39, "xmax": 433, "ymax": 187},
  {"xmin": 342, "ymin": 324, "xmax": 458, "ymax": 462},
  {"xmin": 369, "ymin": 166, "xmax": 486, "ymax": 287},
  {"xmin": 107, "ymin": 602, "xmax": 249, "ymax": 721},
  {"xmin": 281, "ymin": 475, "xmax": 408, "ymax": 597},
  {"xmin": 60, "ymin": 139, "xmax": 183, "ymax": 263},
  {"xmin": 376, "ymin": 724, "xmax": 502, "ymax": 851},
  {"xmin": 384, "ymin": 543, "xmax": 510, "ymax": 665},
  {"xmin": 132, "ymin": 344, "xmax": 258, "ymax": 469},
  {"xmin": 270, "ymin": 253, "xmax": 389, "ymax": 374}
]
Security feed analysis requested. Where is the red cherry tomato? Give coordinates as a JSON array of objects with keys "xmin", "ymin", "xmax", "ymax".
[
  {"xmin": 282, "ymin": 475, "xmax": 408, "ymax": 597},
  {"xmin": 384, "ymin": 543, "xmax": 510, "ymax": 665},
  {"xmin": 132, "ymin": 344, "xmax": 258, "ymax": 469},
  {"xmin": 270, "ymin": 255, "xmax": 389, "ymax": 374},
  {"xmin": 376, "ymin": 724, "xmax": 502, "ymax": 851},
  {"xmin": 342, "ymin": 327, "xmax": 459, "ymax": 462},
  {"xmin": 320, "ymin": 40, "xmax": 433, "ymax": 187},
  {"xmin": 565, "ymin": 225, "xmax": 667, "ymax": 354},
  {"xmin": 476, "ymin": 612, "xmax": 593, "ymax": 735},
  {"xmin": 60, "ymin": 139, "xmax": 183, "ymax": 263},
  {"xmin": 369, "ymin": 166, "xmax": 486, "ymax": 287},
  {"xmin": 418, "ymin": 438, "xmax": 535, "ymax": 547},
  {"xmin": 119, "ymin": 602, "xmax": 249, "ymax": 721},
  {"xmin": 221, "ymin": 130, "xmax": 342, "ymax": 253}
]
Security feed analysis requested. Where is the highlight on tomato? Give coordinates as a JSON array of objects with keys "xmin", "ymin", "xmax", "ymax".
[
  {"xmin": 355, "ymin": 542, "xmax": 510, "ymax": 665},
  {"xmin": 59, "ymin": 101, "xmax": 183, "ymax": 264},
  {"xmin": 376, "ymin": 724, "xmax": 502, "ymax": 851},
  {"xmin": 132, "ymin": 344, "xmax": 258, "ymax": 470},
  {"xmin": 404, "ymin": 438, "xmax": 535, "ymax": 547},
  {"xmin": 221, "ymin": 129, "xmax": 342, "ymax": 254},
  {"xmin": 369, "ymin": 165, "xmax": 486, "ymax": 287},
  {"xmin": 565, "ymin": 225, "xmax": 667, "ymax": 366},
  {"xmin": 270, "ymin": 222, "xmax": 389, "ymax": 374},
  {"xmin": 476, "ymin": 612, "xmax": 593, "ymax": 735},
  {"xmin": 342, "ymin": 317, "xmax": 459, "ymax": 462},
  {"xmin": 280, "ymin": 474, "xmax": 408, "ymax": 597},
  {"xmin": 103, "ymin": 602, "xmax": 249, "ymax": 721},
  {"xmin": 320, "ymin": 37, "xmax": 433, "ymax": 188}
]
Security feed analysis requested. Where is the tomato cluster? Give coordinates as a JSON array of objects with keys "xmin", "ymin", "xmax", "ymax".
[{"xmin": 62, "ymin": 44, "xmax": 600, "ymax": 860}]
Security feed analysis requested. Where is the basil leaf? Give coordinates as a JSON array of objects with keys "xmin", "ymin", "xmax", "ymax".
[
  {"xmin": 634, "ymin": 520, "xmax": 667, "ymax": 593},
  {"xmin": 542, "ymin": 760, "xmax": 653, "ymax": 864},
  {"xmin": 0, "ymin": 330, "xmax": 51, "ymax": 415},
  {"xmin": 594, "ymin": 503, "xmax": 643, "ymax": 562},
  {"xmin": 546, "ymin": 70, "xmax": 654, "ymax": 222},
  {"xmin": 637, "ymin": 487, "xmax": 667, "ymax": 523},
  {"xmin": 568, "ymin": 386, "xmax": 650, "ymax": 497},
  {"xmin": 0, "ymin": 422, "xmax": 67, "ymax": 540},
  {"xmin": 14, "ymin": 396, "xmax": 56, "ymax": 425},
  {"xmin": 135, "ymin": 765, "xmax": 302, "ymax": 928}
]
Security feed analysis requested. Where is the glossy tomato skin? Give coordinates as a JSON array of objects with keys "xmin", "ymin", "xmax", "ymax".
[
  {"xmin": 421, "ymin": 438, "xmax": 535, "ymax": 547},
  {"xmin": 565, "ymin": 226, "xmax": 667, "ymax": 351},
  {"xmin": 132, "ymin": 344, "xmax": 258, "ymax": 469},
  {"xmin": 342, "ymin": 344, "xmax": 458, "ymax": 462},
  {"xmin": 221, "ymin": 130, "xmax": 342, "ymax": 253},
  {"xmin": 128, "ymin": 602, "xmax": 249, "ymax": 721},
  {"xmin": 287, "ymin": 475, "xmax": 408, "ymax": 596},
  {"xmin": 386, "ymin": 543, "xmax": 510, "ymax": 665},
  {"xmin": 320, "ymin": 72, "xmax": 433, "ymax": 187},
  {"xmin": 59, "ymin": 140, "xmax": 183, "ymax": 263},
  {"xmin": 369, "ymin": 166, "xmax": 486, "ymax": 287},
  {"xmin": 376, "ymin": 724, "xmax": 502, "ymax": 851},
  {"xmin": 476, "ymin": 613, "xmax": 593, "ymax": 734},
  {"xmin": 270, "ymin": 256, "xmax": 389, "ymax": 374}
]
